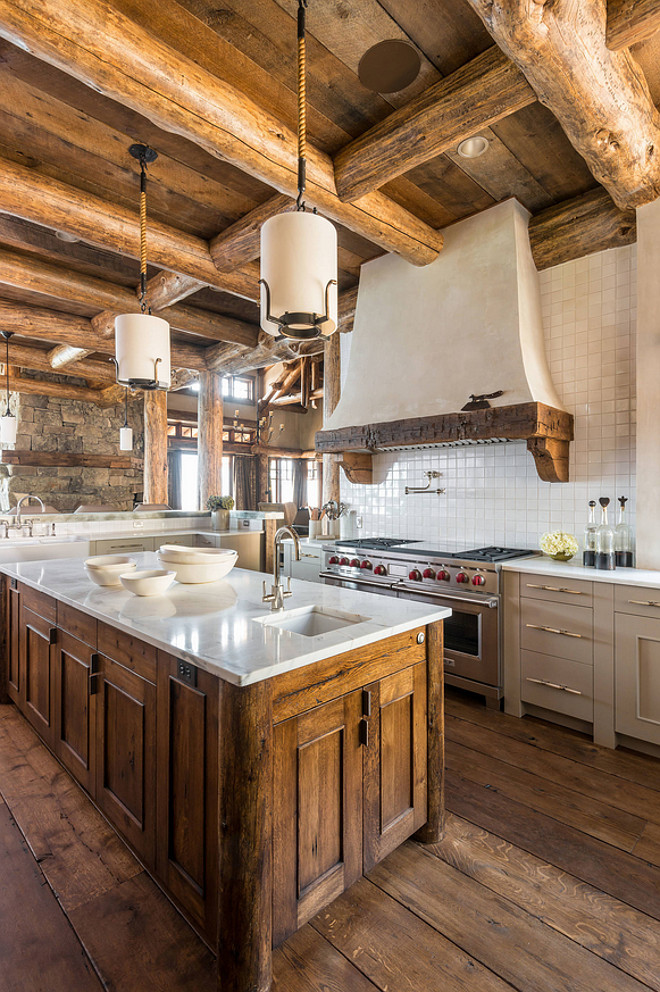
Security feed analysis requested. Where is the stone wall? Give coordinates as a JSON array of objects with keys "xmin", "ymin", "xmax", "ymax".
[{"xmin": 0, "ymin": 386, "xmax": 144, "ymax": 512}]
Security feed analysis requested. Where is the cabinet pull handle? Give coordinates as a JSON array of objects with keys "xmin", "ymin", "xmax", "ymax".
[
  {"xmin": 300, "ymin": 552, "xmax": 318, "ymax": 559},
  {"xmin": 48, "ymin": 626, "xmax": 57, "ymax": 645},
  {"xmin": 358, "ymin": 718, "xmax": 369, "ymax": 747},
  {"xmin": 628, "ymin": 599, "xmax": 660, "ymax": 608},
  {"xmin": 526, "ymin": 584, "xmax": 584, "ymax": 595},
  {"xmin": 89, "ymin": 673, "xmax": 100, "ymax": 696},
  {"xmin": 362, "ymin": 689, "xmax": 372, "ymax": 717},
  {"xmin": 90, "ymin": 653, "xmax": 100, "ymax": 675},
  {"xmin": 525, "ymin": 624, "xmax": 582, "ymax": 638},
  {"xmin": 525, "ymin": 677, "xmax": 582, "ymax": 695}
]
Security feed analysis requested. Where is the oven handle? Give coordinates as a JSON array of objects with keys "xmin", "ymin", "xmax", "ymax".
[
  {"xmin": 319, "ymin": 571, "xmax": 397, "ymax": 591},
  {"xmin": 394, "ymin": 583, "xmax": 498, "ymax": 609}
]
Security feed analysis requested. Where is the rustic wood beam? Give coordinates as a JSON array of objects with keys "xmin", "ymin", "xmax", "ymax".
[
  {"xmin": 529, "ymin": 188, "xmax": 636, "ymax": 270},
  {"xmin": 607, "ymin": 0, "xmax": 660, "ymax": 50},
  {"xmin": 3, "ymin": 342, "xmax": 115, "ymax": 383},
  {"xmin": 270, "ymin": 387, "xmax": 323, "ymax": 408},
  {"xmin": 0, "ymin": 450, "xmax": 141, "ymax": 468},
  {"xmin": 0, "ymin": 0, "xmax": 443, "ymax": 266},
  {"xmin": 333, "ymin": 47, "xmax": 535, "ymax": 202},
  {"xmin": 465, "ymin": 0, "xmax": 660, "ymax": 209},
  {"xmin": 205, "ymin": 334, "xmax": 324, "ymax": 376},
  {"xmin": 197, "ymin": 371, "xmax": 224, "ymax": 511},
  {"xmin": 143, "ymin": 390, "xmax": 168, "ymax": 505},
  {"xmin": 0, "ymin": 300, "xmax": 206, "ymax": 371},
  {"xmin": 1, "ymin": 373, "xmax": 103, "ymax": 404},
  {"xmin": 338, "ymin": 285, "xmax": 359, "ymax": 333},
  {"xmin": 209, "ymin": 195, "xmax": 293, "ymax": 273}
]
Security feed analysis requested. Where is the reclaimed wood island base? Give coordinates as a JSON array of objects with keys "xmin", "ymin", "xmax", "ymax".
[{"xmin": 1, "ymin": 570, "xmax": 446, "ymax": 992}]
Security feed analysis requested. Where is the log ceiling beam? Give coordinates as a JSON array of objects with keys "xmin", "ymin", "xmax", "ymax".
[
  {"xmin": 0, "ymin": 0, "xmax": 443, "ymax": 267},
  {"xmin": 5, "ymin": 342, "xmax": 115, "ymax": 382},
  {"xmin": 2, "ymin": 370, "xmax": 107, "ymax": 404},
  {"xmin": 205, "ymin": 333, "xmax": 324, "ymax": 376},
  {"xmin": 333, "ymin": 47, "xmax": 536, "ymax": 202},
  {"xmin": 465, "ymin": 0, "xmax": 660, "ymax": 209},
  {"xmin": 529, "ymin": 187, "xmax": 636, "ymax": 270},
  {"xmin": 607, "ymin": 0, "xmax": 660, "ymax": 50}
]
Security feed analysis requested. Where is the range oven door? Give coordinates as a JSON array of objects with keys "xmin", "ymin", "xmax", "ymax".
[
  {"xmin": 395, "ymin": 586, "xmax": 499, "ymax": 691},
  {"xmin": 320, "ymin": 573, "xmax": 399, "ymax": 598}
]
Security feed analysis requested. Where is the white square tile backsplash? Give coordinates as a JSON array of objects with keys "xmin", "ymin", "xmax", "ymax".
[{"xmin": 340, "ymin": 244, "xmax": 636, "ymax": 551}]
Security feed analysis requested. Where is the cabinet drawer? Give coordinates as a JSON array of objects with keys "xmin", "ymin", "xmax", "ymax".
[
  {"xmin": 519, "ymin": 573, "xmax": 593, "ymax": 606},
  {"xmin": 58, "ymin": 602, "xmax": 97, "ymax": 647},
  {"xmin": 614, "ymin": 585, "xmax": 660, "ymax": 619},
  {"xmin": 95, "ymin": 538, "xmax": 153, "ymax": 554},
  {"xmin": 193, "ymin": 534, "xmax": 219, "ymax": 549},
  {"xmin": 615, "ymin": 613, "xmax": 660, "ymax": 745},
  {"xmin": 521, "ymin": 650, "xmax": 593, "ymax": 722},
  {"xmin": 20, "ymin": 583, "xmax": 57, "ymax": 623},
  {"xmin": 291, "ymin": 561, "xmax": 322, "ymax": 584},
  {"xmin": 521, "ymin": 599, "xmax": 593, "ymax": 665},
  {"xmin": 98, "ymin": 621, "xmax": 157, "ymax": 684}
]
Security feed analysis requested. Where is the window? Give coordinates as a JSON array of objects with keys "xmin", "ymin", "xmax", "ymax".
[
  {"xmin": 306, "ymin": 460, "xmax": 321, "ymax": 508},
  {"xmin": 221, "ymin": 455, "xmax": 233, "ymax": 498},
  {"xmin": 222, "ymin": 375, "xmax": 254, "ymax": 403},
  {"xmin": 179, "ymin": 452, "xmax": 199, "ymax": 511},
  {"xmin": 269, "ymin": 457, "xmax": 295, "ymax": 503}
]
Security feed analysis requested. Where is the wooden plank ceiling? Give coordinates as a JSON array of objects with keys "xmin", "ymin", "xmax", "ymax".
[{"xmin": 0, "ymin": 0, "xmax": 655, "ymax": 395}]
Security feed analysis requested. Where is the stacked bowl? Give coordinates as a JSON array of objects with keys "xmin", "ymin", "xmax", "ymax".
[
  {"xmin": 85, "ymin": 555, "xmax": 137, "ymax": 587},
  {"xmin": 157, "ymin": 544, "xmax": 238, "ymax": 584}
]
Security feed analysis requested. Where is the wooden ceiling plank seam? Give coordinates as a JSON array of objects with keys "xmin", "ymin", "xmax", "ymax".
[{"xmin": 607, "ymin": 0, "xmax": 660, "ymax": 51}]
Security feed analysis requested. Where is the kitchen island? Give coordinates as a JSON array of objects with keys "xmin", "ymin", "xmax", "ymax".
[{"xmin": 0, "ymin": 555, "xmax": 449, "ymax": 992}]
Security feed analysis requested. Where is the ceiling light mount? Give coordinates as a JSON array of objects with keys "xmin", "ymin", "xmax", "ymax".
[{"xmin": 457, "ymin": 135, "xmax": 490, "ymax": 159}]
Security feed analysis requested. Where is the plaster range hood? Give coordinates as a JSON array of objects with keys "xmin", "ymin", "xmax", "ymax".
[{"xmin": 316, "ymin": 199, "xmax": 573, "ymax": 483}]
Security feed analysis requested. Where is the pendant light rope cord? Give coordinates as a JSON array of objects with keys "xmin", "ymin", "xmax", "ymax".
[
  {"xmin": 139, "ymin": 156, "xmax": 149, "ymax": 312},
  {"xmin": 296, "ymin": 0, "xmax": 308, "ymax": 211}
]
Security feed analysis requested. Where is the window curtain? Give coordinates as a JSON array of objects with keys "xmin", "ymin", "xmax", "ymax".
[
  {"xmin": 234, "ymin": 455, "xmax": 257, "ymax": 510},
  {"xmin": 293, "ymin": 459, "xmax": 305, "ymax": 510},
  {"xmin": 167, "ymin": 449, "xmax": 183, "ymax": 509}
]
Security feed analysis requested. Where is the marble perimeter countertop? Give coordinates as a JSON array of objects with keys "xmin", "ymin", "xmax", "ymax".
[{"xmin": 502, "ymin": 556, "xmax": 660, "ymax": 588}]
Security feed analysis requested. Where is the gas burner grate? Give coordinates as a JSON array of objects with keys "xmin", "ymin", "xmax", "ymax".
[
  {"xmin": 461, "ymin": 546, "xmax": 536, "ymax": 562},
  {"xmin": 334, "ymin": 538, "xmax": 416, "ymax": 550}
]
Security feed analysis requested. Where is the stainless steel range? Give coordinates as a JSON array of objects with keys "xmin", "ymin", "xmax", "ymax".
[{"xmin": 321, "ymin": 538, "xmax": 538, "ymax": 706}]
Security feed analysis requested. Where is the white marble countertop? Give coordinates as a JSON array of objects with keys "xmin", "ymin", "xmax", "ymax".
[
  {"xmin": 0, "ymin": 527, "xmax": 261, "ymax": 549},
  {"xmin": 502, "ymin": 556, "xmax": 660, "ymax": 588},
  {"xmin": 0, "ymin": 554, "xmax": 450, "ymax": 686}
]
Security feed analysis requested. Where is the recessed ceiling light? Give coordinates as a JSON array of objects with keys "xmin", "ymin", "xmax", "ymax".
[
  {"xmin": 358, "ymin": 40, "xmax": 421, "ymax": 94},
  {"xmin": 457, "ymin": 135, "xmax": 489, "ymax": 159},
  {"xmin": 55, "ymin": 231, "xmax": 80, "ymax": 243}
]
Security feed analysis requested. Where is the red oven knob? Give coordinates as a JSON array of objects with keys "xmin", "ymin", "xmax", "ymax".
[
  {"xmin": 437, "ymin": 569, "xmax": 450, "ymax": 581},
  {"xmin": 456, "ymin": 571, "xmax": 469, "ymax": 583},
  {"xmin": 328, "ymin": 555, "xmax": 338, "ymax": 565},
  {"xmin": 339, "ymin": 557, "xmax": 350, "ymax": 566},
  {"xmin": 472, "ymin": 574, "xmax": 486, "ymax": 586},
  {"xmin": 374, "ymin": 564, "xmax": 387, "ymax": 576},
  {"xmin": 360, "ymin": 559, "xmax": 373, "ymax": 570},
  {"xmin": 422, "ymin": 567, "xmax": 436, "ymax": 579},
  {"xmin": 350, "ymin": 558, "xmax": 360, "ymax": 568},
  {"xmin": 409, "ymin": 569, "xmax": 422, "ymax": 581}
]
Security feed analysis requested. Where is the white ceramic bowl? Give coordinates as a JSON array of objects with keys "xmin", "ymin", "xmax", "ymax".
[
  {"xmin": 158, "ymin": 544, "xmax": 236, "ymax": 564},
  {"xmin": 157, "ymin": 550, "xmax": 238, "ymax": 584},
  {"xmin": 120, "ymin": 568, "xmax": 176, "ymax": 597},
  {"xmin": 85, "ymin": 555, "xmax": 137, "ymax": 587}
]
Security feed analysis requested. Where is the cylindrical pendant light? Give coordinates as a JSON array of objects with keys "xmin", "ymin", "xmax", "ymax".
[
  {"xmin": 260, "ymin": 0, "xmax": 337, "ymax": 340},
  {"xmin": 114, "ymin": 144, "xmax": 171, "ymax": 390},
  {"xmin": 119, "ymin": 388, "xmax": 133, "ymax": 451},
  {"xmin": 0, "ymin": 332, "xmax": 17, "ymax": 445}
]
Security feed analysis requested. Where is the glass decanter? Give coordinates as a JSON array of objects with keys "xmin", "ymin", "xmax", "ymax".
[
  {"xmin": 595, "ymin": 497, "xmax": 616, "ymax": 570},
  {"xmin": 583, "ymin": 500, "xmax": 597, "ymax": 567},
  {"xmin": 615, "ymin": 496, "xmax": 634, "ymax": 568}
]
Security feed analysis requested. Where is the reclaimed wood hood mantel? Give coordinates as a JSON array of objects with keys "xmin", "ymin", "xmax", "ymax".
[{"xmin": 315, "ymin": 402, "xmax": 574, "ymax": 484}]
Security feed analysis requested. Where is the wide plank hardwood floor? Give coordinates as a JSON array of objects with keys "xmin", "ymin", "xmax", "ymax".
[{"xmin": 0, "ymin": 689, "xmax": 658, "ymax": 991}]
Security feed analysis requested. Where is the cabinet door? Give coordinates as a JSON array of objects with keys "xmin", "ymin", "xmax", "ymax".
[
  {"xmin": 55, "ymin": 630, "xmax": 97, "ymax": 794},
  {"xmin": 363, "ymin": 663, "xmax": 427, "ymax": 871},
  {"xmin": 20, "ymin": 604, "xmax": 57, "ymax": 747},
  {"xmin": 7, "ymin": 582, "xmax": 21, "ymax": 705},
  {"xmin": 95, "ymin": 654, "xmax": 157, "ymax": 867},
  {"xmin": 273, "ymin": 691, "xmax": 363, "ymax": 945},
  {"xmin": 156, "ymin": 653, "xmax": 218, "ymax": 942},
  {"xmin": 615, "ymin": 613, "xmax": 660, "ymax": 745}
]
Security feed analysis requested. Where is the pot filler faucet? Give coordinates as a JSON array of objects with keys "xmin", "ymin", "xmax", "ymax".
[{"xmin": 263, "ymin": 525, "xmax": 300, "ymax": 612}]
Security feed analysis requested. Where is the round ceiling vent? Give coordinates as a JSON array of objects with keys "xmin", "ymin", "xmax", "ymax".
[
  {"xmin": 358, "ymin": 40, "xmax": 421, "ymax": 94},
  {"xmin": 457, "ymin": 135, "xmax": 490, "ymax": 159}
]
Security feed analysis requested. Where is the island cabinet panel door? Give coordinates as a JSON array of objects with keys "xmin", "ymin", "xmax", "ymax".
[
  {"xmin": 273, "ymin": 691, "xmax": 363, "ymax": 945},
  {"xmin": 54, "ymin": 630, "xmax": 97, "ymax": 796},
  {"xmin": 95, "ymin": 654, "xmax": 157, "ymax": 868},
  {"xmin": 363, "ymin": 662, "xmax": 427, "ymax": 872},
  {"xmin": 7, "ymin": 582, "xmax": 21, "ymax": 705},
  {"xmin": 20, "ymin": 604, "xmax": 58, "ymax": 748},
  {"xmin": 156, "ymin": 653, "xmax": 219, "ymax": 942}
]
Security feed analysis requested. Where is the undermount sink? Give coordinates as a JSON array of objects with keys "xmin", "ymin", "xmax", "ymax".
[{"xmin": 255, "ymin": 605, "xmax": 369, "ymax": 637}]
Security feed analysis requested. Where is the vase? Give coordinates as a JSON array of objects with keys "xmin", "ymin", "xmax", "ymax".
[
  {"xmin": 211, "ymin": 509, "xmax": 230, "ymax": 532},
  {"xmin": 551, "ymin": 551, "xmax": 574, "ymax": 561}
]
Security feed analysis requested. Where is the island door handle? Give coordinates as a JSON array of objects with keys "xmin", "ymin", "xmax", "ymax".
[
  {"xmin": 48, "ymin": 627, "xmax": 58, "ymax": 645},
  {"xmin": 358, "ymin": 718, "xmax": 369, "ymax": 748},
  {"xmin": 89, "ymin": 673, "xmax": 100, "ymax": 696},
  {"xmin": 90, "ymin": 653, "xmax": 100, "ymax": 675},
  {"xmin": 362, "ymin": 689, "xmax": 372, "ymax": 717}
]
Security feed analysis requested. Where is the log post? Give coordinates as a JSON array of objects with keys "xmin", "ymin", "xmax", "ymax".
[
  {"xmin": 415, "ymin": 620, "xmax": 445, "ymax": 844},
  {"xmin": 197, "ymin": 370, "xmax": 224, "ymax": 510},
  {"xmin": 322, "ymin": 332, "xmax": 341, "ymax": 505},
  {"xmin": 143, "ymin": 390, "xmax": 168, "ymax": 505},
  {"xmin": 0, "ymin": 576, "xmax": 9, "ymax": 704},
  {"xmin": 218, "ymin": 680, "xmax": 273, "ymax": 992}
]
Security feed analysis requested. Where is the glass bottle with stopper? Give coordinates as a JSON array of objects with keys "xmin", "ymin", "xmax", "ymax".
[
  {"xmin": 615, "ymin": 496, "xmax": 634, "ymax": 568},
  {"xmin": 595, "ymin": 497, "xmax": 616, "ymax": 570},
  {"xmin": 583, "ymin": 500, "xmax": 597, "ymax": 567}
]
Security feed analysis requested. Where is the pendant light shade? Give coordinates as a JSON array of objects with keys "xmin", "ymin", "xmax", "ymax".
[
  {"xmin": 115, "ymin": 313, "xmax": 171, "ymax": 390},
  {"xmin": 0, "ymin": 331, "xmax": 16, "ymax": 445},
  {"xmin": 260, "ymin": 211, "xmax": 337, "ymax": 338},
  {"xmin": 119, "ymin": 426, "xmax": 134, "ymax": 451}
]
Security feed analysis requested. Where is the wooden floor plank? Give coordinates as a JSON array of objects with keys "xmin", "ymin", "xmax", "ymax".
[
  {"xmin": 445, "ymin": 691, "xmax": 660, "ymax": 791},
  {"xmin": 446, "ymin": 738, "xmax": 646, "ymax": 852},
  {"xmin": 428, "ymin": 814, "xmax": 660, "ymax": 992},
  {"xmin": 312, "ymin": 876, "xmax": 517, "ymax": 992},
  {"xmin": 447, "ymin": 769, "xmax": 660, "ymax": 919},
  {"xmin": 446, "ymin": 711, "xmax": 660, "ymax": 825},
  {"xmin": 0, "ymin": 799, "xmax": 103, "ymax": 992},
  {"xmin": 632, "ymin": 820, "xmax": 660, "ymax": 867},
  {"xmin": 273, "ymin": 925, "xmax": 380, "ymax": 992},
  {"xmin": 371, "ymin": 841, "xmax": 652, "ymax": 992}
]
